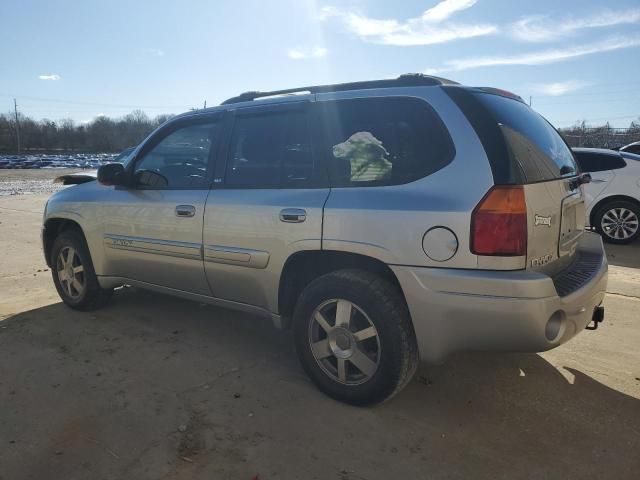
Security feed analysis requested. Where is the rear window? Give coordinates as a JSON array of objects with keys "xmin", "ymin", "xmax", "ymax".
[
  {"xmin": 317, "ymin": 97, "xmax": 455, "ymax": 187},
  {"xmin": 445, "ymin": 87, "xmax": 578, "ymax": 184}
]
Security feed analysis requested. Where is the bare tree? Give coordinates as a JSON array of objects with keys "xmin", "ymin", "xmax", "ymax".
[
  {"xmin": 0, "ymin": 111, "xmax": 174, "ymax": 153},
  {"xmin": 559, "ymin": 119, "xmax": 640, "ymax": 148}
]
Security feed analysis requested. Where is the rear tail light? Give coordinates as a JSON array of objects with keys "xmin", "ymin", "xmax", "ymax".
[{"xmin": 471, "ymin": 185, "xmax": 527, "ymax": 256}]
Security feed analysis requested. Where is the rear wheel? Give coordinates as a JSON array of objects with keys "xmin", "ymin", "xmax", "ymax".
[
  {"xmin": 51, "ymin": 230, "xmax": 112, "ymax": 310},
  {"xmin": 594, "ymin": 200, "xmax": 640, "ymax": 244},
  {"xmin": 293, "ymin": 270, "xmax": 418, "ymax": 405}
]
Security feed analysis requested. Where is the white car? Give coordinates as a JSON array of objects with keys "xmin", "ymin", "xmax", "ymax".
[
  {"xmin": 620, "ymin": 141, "xmax": 640, "ymax": 155},
  {"xmin": 573, "ymin": 148, "xmax": 640, "ymax": 244}
]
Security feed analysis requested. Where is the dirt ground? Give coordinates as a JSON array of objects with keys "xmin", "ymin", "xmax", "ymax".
[{"xmin": 1, "ymin": 180, "xmax": 639, "ymax": 479}]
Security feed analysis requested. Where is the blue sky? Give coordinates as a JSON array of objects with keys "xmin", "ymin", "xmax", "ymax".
[{"xmin": 1, "ymin": 0, "xmax": 639, "ymax": 127}]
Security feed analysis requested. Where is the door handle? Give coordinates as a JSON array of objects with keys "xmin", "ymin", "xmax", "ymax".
[
  {"xmin": 279, "ymin": 208, "xmax": 306, "ymax": 223},
  {"xmin": 590, "ymin": 179, "xmax": 607, "ymax": 184},
  {"xmin": 175, "ymin": 205, "xmax": 196, "ymax": 217}
]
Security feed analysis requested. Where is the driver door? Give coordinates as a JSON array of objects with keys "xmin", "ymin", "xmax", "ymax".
[{"xmin": 99, "ymin": 114, "xmax": 222, "ymax": 295}]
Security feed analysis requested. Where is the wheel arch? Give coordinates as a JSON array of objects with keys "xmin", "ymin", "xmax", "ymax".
[
  {"xmin": 277, "ymin": 250, "xmax": 406, "ymax": 327},
  {"xmin": 43, "ymin": 217, "xmax": 87, "ymax": 267}
]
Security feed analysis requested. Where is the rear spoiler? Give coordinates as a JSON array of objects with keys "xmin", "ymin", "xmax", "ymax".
[{"xmin": 474, "ymin": 87, "xmax": 526, "ymax": 104}]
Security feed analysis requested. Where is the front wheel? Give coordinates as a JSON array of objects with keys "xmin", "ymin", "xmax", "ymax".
[
  {"xmin": 51, "ymin": 230, "xmax": 112, "ymax": 310},
  {"xmin": 594, "ymin": 200, "xmax": 640, "ymax": 244},
  {"xmin": 293, "ymin": 270, "xmax": 418, "ymax": 405}
]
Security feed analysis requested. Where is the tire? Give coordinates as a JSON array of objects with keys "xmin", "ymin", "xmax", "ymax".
[
  {"xmin": 594, "ymin": 200, "xmax": 640, "ymax": 245},
  {"xmin": 51, "ymin": 229, "xmax": 112, "ymax": 310},
  {"xmin": 293, "ymin": 269, "xmax": 418, "ymax": 406}
]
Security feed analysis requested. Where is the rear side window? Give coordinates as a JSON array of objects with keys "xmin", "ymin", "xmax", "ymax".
[
  {"xmin": 317, "ymin": 97, "xmax": 454, "ymax": 187},
  {"xmin": 573, "ymin": 151, "xmax": 626, "ymax": 172},
  {"xmin": 445, "ymin": 88, "xmax": 578, "ymax": 184},
  {"xmin": 226, "ymin": 109, "xmax": 314, "ymax": 187},
  {"xmin": 621, "ymin": 144, "xmax": 640, "ymax": 155}
]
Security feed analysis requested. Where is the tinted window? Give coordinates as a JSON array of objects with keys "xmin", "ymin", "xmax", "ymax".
[
  {"xmin": 318, "ymin": 97, "xmax": 454, "ymax": 187},
  {"xmin": 445, "ymin": 88, "xmax": 578, "ymax": 184},
  {"xmin": 574, "ymin": 151, "xmax": 627, "ymax": 172},
  {"xmin": 226, "ymin": 109, "xmax": 313, "ymax": 187},
  {"xmin": 134, "ymin": 121, "xmax": 217, "ymax": 188},
  {"xmin": 621, "ymin": 144, "xmax": 640, "ymax": 154}
]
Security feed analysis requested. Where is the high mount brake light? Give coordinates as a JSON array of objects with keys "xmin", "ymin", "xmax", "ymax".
[{"xmin": 471, "ymin": 186, "xmax": 527, "ymax": 256}]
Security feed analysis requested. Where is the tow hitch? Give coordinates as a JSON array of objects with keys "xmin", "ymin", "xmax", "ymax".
[{"xmin": 586, "ymin": 305, "xmax": 605, "ymax": 331}]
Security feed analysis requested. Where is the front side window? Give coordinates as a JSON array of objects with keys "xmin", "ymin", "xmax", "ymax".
[
  {"xmin": 134, "ymin": 121, "xmax": 217, "ymax": 188},
  {"xmin": 226, "ymin": 109, "xmax": 314, "ymax": 187},
  {"xmin": 318, "ymin": 97, "xmax": 454, "ymax": 187}
]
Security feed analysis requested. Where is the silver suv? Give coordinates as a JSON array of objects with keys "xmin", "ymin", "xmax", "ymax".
[{"xmin": 42, "ymin": 75, "xmax": 608, "ymax": 405}]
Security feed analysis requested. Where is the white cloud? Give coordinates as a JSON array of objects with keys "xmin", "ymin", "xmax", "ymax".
[
  {"xmin": 383, "ymin": 24, "xmax": 497, "ymax": 46},
  {"xmin": 425, "ymin": 35, "xmax": 640, "ymax": 73},
  {"xmin": 511, "ymin": 8, "xmax": 640, "ymax": 42},
  {"xmin": 420, "ymin": 0, "xmax": 479, "ymax": 22},
  {"xmin": 39, "ymin": 74, "xmax": 61, "ymax": 81},
  {"xmin": 529, "ymin": 80, "xmax": 590, "ymax": 96},
  {"xmin": 288, "ymin": 46, "xmax": 328, "ymax": 60},
  {"xmin": 80, "ymin": 113, "xmax": 105, "ymax": 125},
  {"xmin": 320, "ymin": 1, "xmax": 497, "ymax": 46},
  {"xmin": 142, "ymin": 48, "xmax": 165, "ymax": 57}
]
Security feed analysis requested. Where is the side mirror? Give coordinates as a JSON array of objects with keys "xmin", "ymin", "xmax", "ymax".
[{"xmin": 97, "ymin": 163, "xmax": 126, "ymax": 186}]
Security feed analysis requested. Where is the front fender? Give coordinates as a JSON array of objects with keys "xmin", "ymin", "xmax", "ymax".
[{"xmin": 44, "ymin": 185, "xmax": 105, "ymax": 274}]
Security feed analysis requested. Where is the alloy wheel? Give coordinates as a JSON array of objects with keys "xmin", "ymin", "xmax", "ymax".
[
  {"xmin": 56, "ymin": 246, "xmax": 86, "ymax": 299},
  {"xmin": 601, "ymin": 207, "xmax": 639, "ymax": 240},
  {"xmin": 308, "ymin": 299, "xmax": 381, "ymax": 385}
]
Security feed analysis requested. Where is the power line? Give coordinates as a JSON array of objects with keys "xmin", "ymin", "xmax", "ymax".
[
  {"xmin": 552, "ymin": 114, "xmax": 639, "ymax": 126},
  {"xmin": 535, "ymin": 98, "xmax": 640, "ymax": 106},
  {"xmin": 532, "ymin": 89, "xmax": 640, "ymax": 99},
  {"xmin": 12, "ymin": 105, "xmax": 184, "ymax": 112},
  {"xmin": 526, "ymin": 80, "xmax": 640, "ymax": 98},
  {"xmin": 0, "ymin": 93, "xmax": 192, "ymax": 109}
]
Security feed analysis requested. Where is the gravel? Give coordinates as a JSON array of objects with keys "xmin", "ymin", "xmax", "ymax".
[{"xmin": 0, "ymin": 169, "xmax": 79, "ymax": 196}]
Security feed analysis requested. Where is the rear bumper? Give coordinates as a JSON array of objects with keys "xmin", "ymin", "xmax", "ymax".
[{"xmin": 392, "ymin": 232, "xmax": 608, "ymax": 364}]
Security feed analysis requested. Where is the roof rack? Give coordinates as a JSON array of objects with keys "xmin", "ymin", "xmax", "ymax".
[{"xmin": 220, "ymin": 73, "xmax": 459, "ymax": 105}]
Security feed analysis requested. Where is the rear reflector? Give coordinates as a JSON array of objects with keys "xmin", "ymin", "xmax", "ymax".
[{"xmin": 471, "ymin": 186, "xmax": 527, "ymax": 256}]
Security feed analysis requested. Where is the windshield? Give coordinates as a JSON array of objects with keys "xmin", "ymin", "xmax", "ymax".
[{"xmin": 114, "ymin": 147, "xmax": 136, "ymax": 165}]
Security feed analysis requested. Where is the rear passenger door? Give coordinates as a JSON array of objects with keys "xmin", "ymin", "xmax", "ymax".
[{"xmin": 203, "ymin": 102, "xmax": 329, "ymax": 313}]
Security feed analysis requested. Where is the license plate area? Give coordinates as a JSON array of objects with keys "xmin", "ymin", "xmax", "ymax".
[{"xmin": 558, "ymin": 192, "xmax": 585, "ymax": 258}]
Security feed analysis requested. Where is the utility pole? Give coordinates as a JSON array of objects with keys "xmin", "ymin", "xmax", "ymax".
[
  {"xmin": 13, "ymin": 98, "xmax": 21, "ymax": 154},
  {"xmin": 529, "ymin": 96, "xmax": 532, "ymax": 107},
  {"xmin": 203, "ymin": 100, "xmax": 207, "ymax": 109}
]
